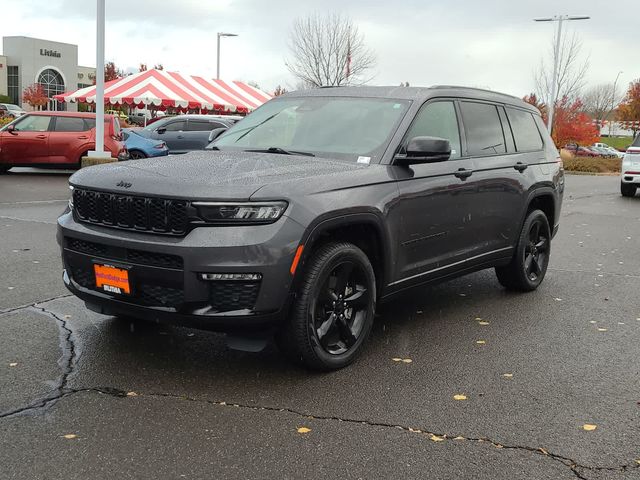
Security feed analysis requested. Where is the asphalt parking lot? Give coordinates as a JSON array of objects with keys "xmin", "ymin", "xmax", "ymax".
[{"xmin": 0, "ymin": 169, "xmax": 639, "ymax": 480}]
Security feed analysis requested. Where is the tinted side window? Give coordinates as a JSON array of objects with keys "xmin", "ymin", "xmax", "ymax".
[
  {"xmin": 54, "ymin": 117, "xmax": 88, "ymax": 132},
  {"xmin": 405, "ymin": 101, "xmax": 461, "ymax": 159},
  {"xmin": 187, "ymin": 120, "xmax": 226, "ymax": 131},
  {"xmin": 84, "ymin": 118, "xmax": 96, "ymax": 130},
  {"xmin": 460, "ymin": 102, "xmax": 506, "ymax": 156},
  {"xmin": 164, "ymin": 121, "xmax": 186, "ymax": 132},
  {"xmin": 506, "ymin": 108, "xmax": 543, "ymax": 151},
  {"xmin": 14, "ymin": 115, "xmax": 51, "ymax": 132}
]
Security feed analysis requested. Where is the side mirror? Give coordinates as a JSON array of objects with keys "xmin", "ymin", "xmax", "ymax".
[
  {"xmin": 6, "ymin": 124, "xmax": 16, "ymax": 134},
  {"xmin": 156, "ymin": 127, "xmax": 166, "ymax": 134},
  {"xmin": 394, "ymin": 136, "xmax": 451, "ymax": 166},
  {"xmin": 208, "ymin": 127, "xmax": 228, "ymax": 143}
]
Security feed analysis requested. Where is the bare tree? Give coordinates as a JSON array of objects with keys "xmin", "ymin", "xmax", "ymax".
[
  {"xmin": 583, "ymin": 83, "xmax": 622, "ymax": 124},
  {"xmin": 285, "ymin": 13, "xmax": 376, "ymax": 87},
  {"xmin": 535, "ymin": 32, "xmax": 589, "ymax": 106}
]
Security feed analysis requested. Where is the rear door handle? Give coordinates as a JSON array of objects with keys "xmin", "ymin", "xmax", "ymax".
[
  {"xmin": 35, "ymin": 134, "xmax": 47, "ymax": 139},
  {"xmin": 454, "ymin": 168, "xmax": 473, "ymax": 180},
  {"xmin": 514, "ymin": 162, "xmax": 528, "ymax": 172},
  {"xmin": 77, "ymin": 135, "xmax": 88, "ymax": 140},
  {"xmin": 177, "ymin": 135, "xmax": 184, "ymax": 139}
]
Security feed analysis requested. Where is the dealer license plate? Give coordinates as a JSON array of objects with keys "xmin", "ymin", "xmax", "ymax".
[{"xmin": 94, "ymin": 264, "xmax": 131, "ymax": 295}]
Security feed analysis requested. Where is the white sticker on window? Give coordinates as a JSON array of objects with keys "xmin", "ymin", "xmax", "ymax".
[{"xmin": 357, "ymin": 156, "xmax": 371, "ymax": 165}]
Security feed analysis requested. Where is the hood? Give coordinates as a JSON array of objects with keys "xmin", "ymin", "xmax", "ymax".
[{"xmin": 69, "ymin": 150, "xmax": 371, "ymax": 200}]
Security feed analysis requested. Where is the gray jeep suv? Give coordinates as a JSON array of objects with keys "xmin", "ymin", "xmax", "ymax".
[{"xmin": 57, "ymin": 86, "xmax": 564, "ymax": 370}]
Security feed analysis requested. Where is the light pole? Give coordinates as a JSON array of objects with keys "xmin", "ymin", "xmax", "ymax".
[
  {"xmin": 534, "ymin": 15, "xmax": 590, "ymax": 133},
  {"xmin": 609, "ymin": 70, "xmax": 623, "ymax": 136},
  {"xmin": 88, "ymin": 0, "xmax": 109, "ymax": 158},
  {"xmin": 216, "ymin": 32, "xmax": 238, "ymax": 80}
]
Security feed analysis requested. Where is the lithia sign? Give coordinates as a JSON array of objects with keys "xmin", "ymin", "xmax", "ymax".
[{"xmin": 40, "ymin": 48, "xmax": 61, "ymax": 58}]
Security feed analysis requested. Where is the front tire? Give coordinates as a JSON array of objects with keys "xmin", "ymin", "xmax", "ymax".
[
  {"xmin": 276, "ymin": 242, "xmax": 376, "ymax": 371},
  {"xmin": 496, "ymin": 209, "xmax": 551, "ymax": 292},
  {"xmin": 0, "ymin": 165, "xmax": 10, "ymax": 174},
  {"xmin": 621, "ymin": 182, "xmax": 637, "ymax": 197}
]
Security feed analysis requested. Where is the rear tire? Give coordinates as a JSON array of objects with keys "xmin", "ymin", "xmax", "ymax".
[
  {"xmin": 275, "ymin": 242, "xmax": 376, "ymax": 371},
  {"xmin": 621, "ymin": 182, "xmax": 637, "ymax": 197},
  {"xmin": 496, "ymin": 209, "xmax": 551, "ymax": 292},
  {"xmin": 0, "ymin": 165, "xmax": 9, "ymax": 174},
  {"xmin": 128, "ymin": 150, "xmax": 147, "ymax": 160}
]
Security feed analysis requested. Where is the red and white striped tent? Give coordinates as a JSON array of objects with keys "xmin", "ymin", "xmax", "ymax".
[{"xmin": 53, "ymin": 69, "xmax": 271, "ymax": 113}]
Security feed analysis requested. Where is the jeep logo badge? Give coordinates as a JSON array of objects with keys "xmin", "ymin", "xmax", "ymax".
[{"xmin": 116, "ymin": 181, "xmax": 132, "ymax": 188}]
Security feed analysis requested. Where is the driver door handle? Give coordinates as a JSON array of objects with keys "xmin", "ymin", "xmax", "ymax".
[
  {"xmin": 454, "ymin": 168, "xmax": 473, "ymax": 180},
  {"xmin": 35, "ymin": 134, "xmax": 47, "ymax": 139},
  {"xmin": 514, "ymin": 162, "xmax": 528, "ymax": 172},
  {"xmin": 77, "ymin": 135, "xmax": 88, "ymax": 140}
]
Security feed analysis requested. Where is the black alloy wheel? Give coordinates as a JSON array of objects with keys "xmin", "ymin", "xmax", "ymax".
[
  {"xmin": 496, "ymin": 209, "xmax": 551, "ymax": 292},
  {"xmin": 276, "ymin": 242, "xmax": 376, "ymax": 370},
  {"xmin": 313, "ymin": 260, "xmax": 370, "ymax": 355},
  {"xmin": 523, "ymin": 218, "xmax": 549, "ymax": 283}
]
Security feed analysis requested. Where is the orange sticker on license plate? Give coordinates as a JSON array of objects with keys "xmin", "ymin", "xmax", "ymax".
[{"xmin": 94, "ymin": 264, "xmax": 131, "ymax": 295}]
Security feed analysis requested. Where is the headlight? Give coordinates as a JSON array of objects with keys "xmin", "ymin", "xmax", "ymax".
[{"xmin": 192, "ymin": 201, "xmax": 288, "ymax": 224}]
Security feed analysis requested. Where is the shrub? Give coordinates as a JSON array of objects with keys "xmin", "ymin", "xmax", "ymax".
[
  {"xmin": 563, "ymin": 156, "xmax": 621, "ymax": 173},
  {"xmin": 0, "ymin": 117, "xmax": 13, "ymax": 128}
]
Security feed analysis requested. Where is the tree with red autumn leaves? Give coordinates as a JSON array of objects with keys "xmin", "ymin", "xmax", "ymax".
[
  {"xmin": 22, "ymin": 83, "xmax": 48, "ymax": 110},
  {"xmin": 617, "ymin": 79, "xmax": 640, "ymax": 137},
  {"xmin": 550, "ymin": 97, "xmax": 600, "ymax": 147},
  {"xmin": 523, "ymin": 93, "xmax": 547, "ymax": 121},
  {"xmin": 524, "ymin": 94, "xmax": 599, "ymax": 147}
]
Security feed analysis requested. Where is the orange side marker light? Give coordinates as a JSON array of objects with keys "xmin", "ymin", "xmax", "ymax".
[{"xmin": 290, "ymin": 245, "xmax": 304, "ymax": 275}]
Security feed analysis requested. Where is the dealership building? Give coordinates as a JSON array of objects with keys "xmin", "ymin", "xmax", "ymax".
[{"xmin": 0, "ymin": 36, "xmax": 95, "ymax": 111}]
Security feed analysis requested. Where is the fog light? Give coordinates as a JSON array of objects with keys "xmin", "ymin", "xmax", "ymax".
[{"xmin": 200, "ymin": 273, "xmax": 262, "ymax": 281}]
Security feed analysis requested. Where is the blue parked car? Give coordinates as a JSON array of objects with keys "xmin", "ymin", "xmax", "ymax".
[{"xmin": 122, "ymin": 128, "xmax": 169, "ymax": 159}]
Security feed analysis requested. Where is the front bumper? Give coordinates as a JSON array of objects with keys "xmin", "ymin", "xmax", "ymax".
[{"xmin": 57, "ymin": 211, "xmax": 304, "ymax": 332}]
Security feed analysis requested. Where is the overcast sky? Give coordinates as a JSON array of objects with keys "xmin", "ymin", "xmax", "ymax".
[{"xmin": 3, "ymin": 0, "xmax": 637, "ymax": 96}]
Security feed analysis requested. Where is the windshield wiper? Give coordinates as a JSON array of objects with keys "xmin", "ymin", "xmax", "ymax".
[{"xmin": 245, "ymin": 147, "xmax": 315, "ymax": 157}]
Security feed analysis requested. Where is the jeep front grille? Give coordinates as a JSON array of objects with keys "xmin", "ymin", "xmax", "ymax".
[{"xmin": 73, "ymin": 188, "xmax": 189, "ymax": 235}]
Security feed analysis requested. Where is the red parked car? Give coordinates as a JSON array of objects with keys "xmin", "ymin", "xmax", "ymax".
[{"xmin": 0, "ymin": 112, "xmax": 127, "ymax": 173}]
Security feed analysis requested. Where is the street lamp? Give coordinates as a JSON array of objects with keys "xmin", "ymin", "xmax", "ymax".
[
  {"xmin": 534, "ymin": 15, "xmax": 590, "ymax": 133},
  {"xmin": 216, "ymin": 32, "xmax": 238, "ymax": 80}
]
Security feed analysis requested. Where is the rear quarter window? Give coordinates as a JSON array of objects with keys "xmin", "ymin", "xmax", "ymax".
[{"xmin": 506, "ymin": 107, "xmax": 544, "ymax": 152}]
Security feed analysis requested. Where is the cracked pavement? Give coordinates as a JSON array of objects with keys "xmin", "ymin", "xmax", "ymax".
[{"xmin": 1, "ymin": 169, "xmax": 639, "ymax": 479}]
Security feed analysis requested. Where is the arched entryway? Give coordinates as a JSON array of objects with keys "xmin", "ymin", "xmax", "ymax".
[{"xmin": 37, "ymin": 68, "xmax": 66, "ymax": 111}]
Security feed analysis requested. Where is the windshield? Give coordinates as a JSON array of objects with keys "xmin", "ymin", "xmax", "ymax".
[
  {"xmin": 5, "ymin": 104, "xmax": 22, "ymax": 111},
  {"xmin": 213, "ymin": 96, "xmax": 410, "ymax": 161}
]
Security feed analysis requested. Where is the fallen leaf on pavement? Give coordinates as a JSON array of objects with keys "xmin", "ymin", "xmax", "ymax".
[
  {"xmin": 453, "ymin": 436, "xmax": 465, "ymax": 441},
  {"xmin": 502, "ymin": 373, "xmax": 513, "ymax": 378},
  {"xmin": 476, "ymin": 340, "xmax": 486, "ymax": 345},
  {"xmin": 63, "ymin": 434, "xmax": 77, "ymax": 439},
  {"xmin": 430, "ymin": 434, "xmax": 445, "ymax": 442},
  {"xmin": 126, "ymin": 391, "xmax": 138, "ymax": 397},
  {"xmin": 478, "ymin": 321, "xmax": 490, "ymax": 326},
  {"xmin": 597, "ymin": 328, "xmax": 608, "ymax": 332},
  {"xmin": 453, "ymin": 394, "xmax": 467, "ymax": 401},
  {"xmin": 582, "ymin": 424, "xmax": 597, "ymax": 431},
  {"xmin": 297, "ymin": 427, "xmax": 311, "ymax": 434},
  {"xmin": 9, "ymin": 363, "xmax": 18, "ymax": 367}
]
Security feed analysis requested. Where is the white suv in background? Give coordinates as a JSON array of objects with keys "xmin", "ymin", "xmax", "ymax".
[{"xmin": 621, "ymin": 135, "xmax": 640, "ymax": 197}]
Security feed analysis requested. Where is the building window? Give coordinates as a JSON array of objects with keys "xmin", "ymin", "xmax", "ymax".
[
  {"xmin": 38, "ymin": 68, "xmax": 66, "ymax": 98},
  {"xmin": 8, "ymin": 66, "xmax": 19, "ymax": 105}
]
